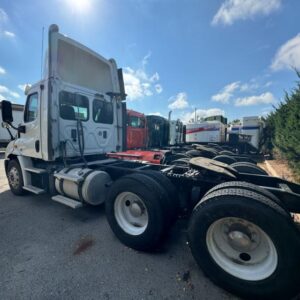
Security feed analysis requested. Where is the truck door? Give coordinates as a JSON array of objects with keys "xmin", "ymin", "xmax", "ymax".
[
  {"xmin": 127, "ymin": 115, "xmax": 146, "ymax": 149},
  {"xmin": 17, "ymin": 89, "xmax": 42, "ymax": 158}
]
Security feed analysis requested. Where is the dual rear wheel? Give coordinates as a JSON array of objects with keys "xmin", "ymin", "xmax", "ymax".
[
  {"xmin": 188, "ymin": 184, "xmax": 300, "ymax": 299},
  {"xmin": 106, "ymin": 177, "xmax": 300, "ymax": 299},
  {"xmin": 105, "ymin": 172, "xmax": 178, "ymax": 251}
]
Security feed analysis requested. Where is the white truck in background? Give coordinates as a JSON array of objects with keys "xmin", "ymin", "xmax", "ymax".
[
  {"xmin": 169, "ymin": 119, "xmax": 184, "ymax": 145},
  {"xmin": 185, "ymin": 121, "xmax": 226, "ymax": 143},
  {"xmin": 2, "ymin": 24, "xmax": 300, "ymax": 300},
  {"xmin": 228, "ymin": 116, "xmax": 264, "ymax": 150}
]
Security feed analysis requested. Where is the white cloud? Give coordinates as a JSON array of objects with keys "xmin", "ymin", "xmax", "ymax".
[
  {"xmin": 142, "ymin": 51, "xmax": 152, "ymax": 67},
  {"xmin": 212, "ymin": 0, "xmax": 281, "ymax": 26},
  {"xmin": 235, "ymin": 92, "xmax": 275, "ymax": 106},
  {"xmin": 123, "ymin": 53, "xmax": 162, "ymax": 101},
  {"xmin": 3, "ymin": 30, "xmax": 15, "ymax": 38},
  {"xmin": 271, "ymin": 33, "xmax": 300, "ymax": 71},
  {"xmin": 149, "ymin": 112, "xmax": 163, "ymax": 117},
  {"xmin": 264, "ymin": 81, "xmax": 273, "ymax": 87},
  {"xmin": 0, "ymin": 8, "xmax": 8, "ymax": 24},
  {"xmin": 0, "ymin": 9, "xmax": 16, "ymax": 39},
  {"xmin": 9, "ymin": 91, "xmax": 20, "ymax": 98},
  {"xmin": 182, "ymin": 108, "xmax": 225, "ymax": 124},
  {"xmin": 261, "ymin": 106, "xmax": 273, "ymax": 116},
  {"xmin": 168, "ymin": 92, "xmax": 189, "ymax": 110},
  {"xmin": 0, "ymin": 85, "xmax": 9, "ymax": 93},
  {"xmin": 0, "ymin": 65, "xmax": 5, "ymax": 75},
  {"xmin": 0, "ymin": 84, "xmax": 20, "ymax": 99},
  {"xmin": 211, "ymin": 81, "xmax": 240, "ymax": 103},
  {"xmin": 240, "ymin": 81, "xmax": 260, "ymax": 92}
]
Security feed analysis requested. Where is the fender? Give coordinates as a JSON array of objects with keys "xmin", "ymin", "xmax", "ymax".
[{"xmin": 5, "ymin": 153, "xmax": 34, "ymax": 187}]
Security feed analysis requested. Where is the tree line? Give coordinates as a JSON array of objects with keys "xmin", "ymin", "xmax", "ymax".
[{"xmin": 261, "ymin": 73, "xmax": 300, "ymax": 177}]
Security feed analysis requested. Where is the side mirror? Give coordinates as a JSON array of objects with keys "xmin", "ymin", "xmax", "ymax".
[{"xmin": 1, "ymin": 100, "xmax": 13, "ymax": 123}]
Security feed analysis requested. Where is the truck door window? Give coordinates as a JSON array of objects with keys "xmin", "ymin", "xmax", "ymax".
[
  {"xmin": 24, "ymin": 93, "xmax": 38, "ymax": 123},
  {"xmin": 93, "ymin": 99, "xmax": 113, "ymax": 124},
  {"xmin": 59, "ymin": 91, "xmax": 89, "ymax": 121},
  {"xmin": 129, "ymin": 116, "xmax": 145, "ymax": 128}
]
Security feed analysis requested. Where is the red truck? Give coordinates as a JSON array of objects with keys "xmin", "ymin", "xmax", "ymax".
[
  {"xmin": 126, "ymin": 109, "xmax": 147, "ymax": 149},
  {"xmin": 108, "ymin": 110, "xmax": 167, "ymax": 164}
]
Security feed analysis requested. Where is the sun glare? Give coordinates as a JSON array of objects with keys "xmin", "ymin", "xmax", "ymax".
[{"xmin": 65, "ymin": 0, "xmax": 92, "ymax": 14}]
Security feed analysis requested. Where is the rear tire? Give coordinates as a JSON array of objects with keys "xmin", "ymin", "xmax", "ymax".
[
  {"xmin": 188, "ymin": 188, "xmax": 300, "ymax": 299},
  {"xmin": 186, "ymin": 149, "xmax": 202, "ymax": 157},
  {"xmin": 140, "ymin": 170, "xmax": 179, "ymax": 222},
  {"xmin": 7, "ymin": 159, "xmax": 26, "ymax": 196},
  {"xmin": 220, "ymin": 150, "xmax": 234, "ymax": 155},
  {"xmin": 163, "ymin": 153, "xmax": 188, "ymax": 164},
  {"xmin": 231, "ymin": 162, "xmax": 268, "ymax": 175},
  {"xmin": 203, "ymin": 181, "xmax": 286, "ymax": 210},
  {"xmin": 106, "ymin": 174, "xmax": 167, "ymax": 251},
  {"xmin": 213, "ymin": 155, "xmax": 237, "ymax": 165},
  {"xmin": 169, "ymin": 158, "xmax": 190, "ymax": 166}
]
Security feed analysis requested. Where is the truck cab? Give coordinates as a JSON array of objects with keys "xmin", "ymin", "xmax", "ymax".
[
  {"xmin": 126, "ymin": 109, "xmax": 147, "ymax": 149},
  {"xmin": 4, "ymin": 24, "xmax": 126, "ymax": 163}
]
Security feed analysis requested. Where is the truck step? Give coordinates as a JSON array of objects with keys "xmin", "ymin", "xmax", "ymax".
[
  {"xmin": 54, "ymin": 173, "xmax": 83, "ymax": 183},
  {"xmin": 51, "ymin": 195, "xmax": 83, "ymax": 209},
  {"xmin": 24, "ymin": 167, "xmax": 47, "ymax": 174},
  {"xmin": 23, "ymin": 185, "xmax": 46, "ymax": 194}
]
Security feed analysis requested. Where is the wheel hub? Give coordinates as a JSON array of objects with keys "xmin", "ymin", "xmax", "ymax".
[
  {"xmin": 130, "ymin": 202, "xmax": 143, "ymax": 217},
  {"xmin": 228, "ymin": 230, "xmax": 252, "ymax": 252}
]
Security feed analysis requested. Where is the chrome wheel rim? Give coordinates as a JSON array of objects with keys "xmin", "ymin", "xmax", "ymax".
[
  {"xmin": 114, "ymin": 192, "xmax": 148, "ymax": 235},
  {"xmin": 206, "ymin": 217, "xmax": 278, "ymax": 281}
]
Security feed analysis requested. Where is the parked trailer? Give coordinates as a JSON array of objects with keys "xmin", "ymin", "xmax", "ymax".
[
  {"xmin": 228, "ymin": 116, "xmax": 263, "ymax": 150},
  {"xmin": 185, "ymin": 121, "xmax": 226, "ymax": 143},
  {"xmin": 2, "ymin": 25, "xmax": 300, "ymax": 300}
]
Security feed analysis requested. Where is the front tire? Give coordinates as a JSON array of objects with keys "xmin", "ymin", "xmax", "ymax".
[
  {"xmin": 7, "ymin": 159, "xmax": 26, "ymax": 196},
  {"xmin": 188, "ymin": 188, "xmax": 300, "ymax": 299}
]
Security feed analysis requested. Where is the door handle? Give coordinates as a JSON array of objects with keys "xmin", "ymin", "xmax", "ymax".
[{"xmin": 103, "ymin": 131, "xmax": 107, "ymax": 139}]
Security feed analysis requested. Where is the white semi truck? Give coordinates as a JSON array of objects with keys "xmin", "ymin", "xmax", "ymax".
[
  {"xmin": 2, "ymin": 25, "xmax": 300, "ymax": 300},
  {"xmin": 228, "ymin": 116, "xmax": 263, "ymax": 150}
]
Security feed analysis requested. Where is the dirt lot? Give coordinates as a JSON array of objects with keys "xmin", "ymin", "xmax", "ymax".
[{"xmin": 0, "ymin": 156, "xmax": 237, "ymax": 300}]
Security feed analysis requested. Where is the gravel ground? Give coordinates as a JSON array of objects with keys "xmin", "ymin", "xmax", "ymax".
[{"xmin": 0, "ymin": 157, "xmax": 237, "ymax": 300}]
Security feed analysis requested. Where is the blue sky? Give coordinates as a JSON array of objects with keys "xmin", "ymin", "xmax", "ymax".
[{"xmin": 0, "ymin": 0, "xmax": 300, "ymax": 123}]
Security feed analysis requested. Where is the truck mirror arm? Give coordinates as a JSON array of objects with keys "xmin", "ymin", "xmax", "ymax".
[
  {"xmin": 6, "ymin": 126, "xmax": 14, "ymax": 140},
  {"xmin": 1, "ymin": 121, "xmax": 22, "ymax": 140},
  {"xmin": 5, "ymin": 121, "xmax": 26, "ymax": 134}
]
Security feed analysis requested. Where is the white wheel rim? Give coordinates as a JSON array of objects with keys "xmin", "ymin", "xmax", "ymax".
[
  {"xmin": 9, "ymin": 166, "xmax": 20, "ymax": 189},
  {"xmin": 206, "ymin": 217, "xmax": 278, "ymax": 281},
  {"xmin": 114, "ymin": 192, "xmax": 148, "ymax": 235}
]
